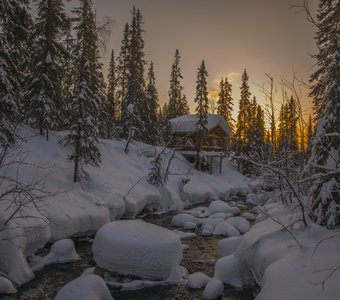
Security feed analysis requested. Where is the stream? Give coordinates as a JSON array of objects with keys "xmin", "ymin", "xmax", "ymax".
[{"xmin": 1, "ymin": 204, "xmax": 257, "ymax": 300}]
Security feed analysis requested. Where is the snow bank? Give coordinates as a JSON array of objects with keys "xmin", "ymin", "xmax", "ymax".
[
  {"xmin": 214, "ymin": 203, "xmax": 340, "ymax": 300},
  {"xmin": 92, "ymin": 220, "xmax": 182, "ymax": 280},
  {"xmin": 0, "ymin": 126, "xmax": 249, "ymax": 287},
  {"xmin": 55, "ymin": 274, "xmax": 113, "ymax": 300}
]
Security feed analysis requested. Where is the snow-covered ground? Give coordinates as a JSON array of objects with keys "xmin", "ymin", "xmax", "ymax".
[
  {"xmin": 0, "ymin": 126, "xmax": 250, "ymax": 287},
  {"xmin": 214, "ymin": 202, "xmax": 340, "ymax": 300}
]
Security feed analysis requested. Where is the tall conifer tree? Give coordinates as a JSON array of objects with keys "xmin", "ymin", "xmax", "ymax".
[
  {"xmin": 23, "ymin": 0, "xmax": 68, "ymax": 139},
  {"xmin": 308, "ymin": 0, "xmax": 340, "ymax": 228},
  {"xmin": 217, "ymin": 77, "xmax": 234, "ymax": 132},
  {"xmin": 63, "ymin": 0, "xmax": 105, "ymax": 182},
  {"xmin": 194, "ymin": 60, "xmax": 209, "ymax": 131}
]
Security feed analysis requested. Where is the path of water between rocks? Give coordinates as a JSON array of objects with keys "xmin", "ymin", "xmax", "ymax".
[{"xmin": 0, "ymin": 200, "xmax": 258, "ymax": 300}]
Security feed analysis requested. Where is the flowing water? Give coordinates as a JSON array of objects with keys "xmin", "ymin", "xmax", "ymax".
[{"xmin": 1, "ymin": 208, "xmax": 257, "ymax": 300}]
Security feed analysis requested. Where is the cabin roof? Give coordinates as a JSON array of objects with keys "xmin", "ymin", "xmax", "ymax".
[{"xmin": 169, "ymin": 114, "xmax": 231, "ymax": 135}]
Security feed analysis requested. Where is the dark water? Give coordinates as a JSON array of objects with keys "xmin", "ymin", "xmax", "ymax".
[{"xmin": 1, "ymin": 210, "xmax": 257, "ymax": 300}]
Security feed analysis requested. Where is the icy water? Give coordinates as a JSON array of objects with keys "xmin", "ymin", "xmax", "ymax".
[{"xmin": 0, "ymin": 210, "xmax": 256, "ymax": 300}]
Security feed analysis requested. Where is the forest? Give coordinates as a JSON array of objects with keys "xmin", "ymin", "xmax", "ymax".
[{"xmin": 0, "ymin": 0, "xmax": 339, "ymax": 299}]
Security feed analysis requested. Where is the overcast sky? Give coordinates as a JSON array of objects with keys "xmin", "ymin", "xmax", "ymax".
[{"xmin": 65, "ymin": 0, "xmax": 318, "ymax": 115}]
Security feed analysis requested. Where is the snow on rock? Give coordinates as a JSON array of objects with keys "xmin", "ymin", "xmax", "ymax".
[
  {"xmin": 30, "ymin": 239, "xmax": 80, "ymax": 271},
  {"xmin": 214, "ymin": 254, "xmax": 243, "ymax": 288},
  {"xmin": 217, "ymin": 236, "xmax": 244, "ymax": 258},
  {"xmin": 55, "ymin": 274, "xmax": 113, "ymax": 300},
  {"xmin": 181, "ymin": 244, "xmax": 189, "ymax": 251},
  {"xmin": 227, "ymin": 217, "xmax": 251, "ymax": 234},
  {"xmin": 171, "ymin": 213, "xmax": 197, "ymax": 227},
  {"xmin": 207, "ymin": 200, "xmax": 236, "ymax": 215},
  {"xmin": 242, "ymin": 212, "xmax": 256, "ymax": 221},
  {"xmin": 214, "ymin": 203, "xmax": 340, "ymax": 300},
  {"xmin": 185, "ymin": 207, "xmax": 209, "ymax": 218},
  {"xmin": 173, "ymin": 229, "xmax": 196, "ymax": 239},
  {"xmin": 202, "ymin": 225, "xmax": 214, "ymax": 236},
  {"xmin": 203, "ymin": 278, "xmax": 224, "ymax": 299},
  {"xmin": 183, "ymin": 221, "xmax": 197, "ymax": 230},
  {"xmin": 92, "ymin": 220, "xmax": 182, "ymax": 280},
  {"xmin": 202, "ymin": 218, "xmax": 225, "ymax": 228},
  {"xmin": 213, "ymin": 221, "xmax": 240, "ymax": 237},
  {"xmin": 0, "ymin": 276, "xmax": 16, "ymax": 294},
  {"xmin": 208, "ymin": 212, "xmax": 233, "ymax": 219},
  {"xmin": 187, "ymin": 272, "xmax": 210, "ymax": 289}
]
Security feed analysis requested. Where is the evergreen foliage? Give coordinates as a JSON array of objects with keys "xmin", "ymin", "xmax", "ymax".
[
  {"xmin": 23, "ymin": 0, "xmax": 69, "ymax": 139},
  {"xmin": 217, "ymin": 77, "xmax": 234, "ymax": 132},
  {"xmin": 63, "ymin": 0, "xmax": 104, "ymax": 182},
  {"xmin": 145, "ymin": 61, "xmax": 159, "ymax": 144},
  {"xmin": 235, "ymin": 69, "xmax": 251, "ymax": 145},
  {"xmin": 168, "ymin": 49, "xmax": 186, "ymax": 119},
  {"xmin": 148, "ymin": 154, "xmax": 163, "ymax": 186},
  {"xmin": 194, "ymin": 60, "xmax": 209, "ymax": 132},
  {"xmin": 0, "ymin": 0, "xmax": 32, "ymax": 145},
  {"xmin": 308, "ymin": 0, "xmax": 340, "ymax": 229}
]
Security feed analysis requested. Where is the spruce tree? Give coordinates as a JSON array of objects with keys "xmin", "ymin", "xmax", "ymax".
[
  {"xmin": 217, "ymin": 77, "xmax": 234, "ymax": 132},
  {"xmin": 0, "ymin": 0, "xmax": 32, "ymax": 145},
  {"xmin": 63, "ymin": 0, "xmax": 104, "ymax": 182},
  {"xmin": 194, "ymin": 60, "xmax": 209, "ymax": 132},
  {"xmin": 125, "ymin": 7, "xmax": 147, "ymax": 141},
  {"xmin": 307, "ymin": 0, "xmax": 340, "ymax": 228},
  {"xmin": 145, "ymin": 61, "xmax": 159, "ymax": 144},
  {"xmin": 117, "ymin": 22, "xmax": 130, "ymax": 131},
  {"xmin": 102, "ymin": 49, "xmax": 118, "ymax": 138},
  {"xmin": 236, "ymin": 69, "xmax": 251, "ymax": 145},
  {"xmin": 23, "ymin": 0, "xmax": 68, "ymax": 139},
  {"xmin": 168, "ymin": 49, "xmax": 184, "ymax": 119}
]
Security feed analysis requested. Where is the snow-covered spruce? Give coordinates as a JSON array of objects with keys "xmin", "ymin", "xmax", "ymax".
[{"xmin": 92, "ymin": 220, "xmax": 183, "ymax": 281}]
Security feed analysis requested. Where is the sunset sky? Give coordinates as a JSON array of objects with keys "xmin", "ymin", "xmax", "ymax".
[{"xmin": 66, "ymin": 0, "xmax": 318, "ymax": 117}]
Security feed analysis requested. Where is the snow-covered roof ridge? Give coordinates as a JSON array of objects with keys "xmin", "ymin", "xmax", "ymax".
[{"xmin": 169, "ymin": 114, "xmax": 231, "ymax": 135}]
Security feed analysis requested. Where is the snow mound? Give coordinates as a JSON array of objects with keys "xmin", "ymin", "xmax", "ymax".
[
  {"xmin": 55, "ymin": 274, "xmax": 113, "ymax": 300},
  {"xmin": 203, "ymin": 278, "xmax": 224, "ymax": 299},
  {"xmin": 207, "ymin": 200, "xmax": 235, "ymax": 215},
  {"xmin": 227, "ymin": 217, "xmax": 251, "ymax": 234},
  {"xmin": 0, "ymin": 276, "xmax": 16, "ymax": 294},
  {"xmin": 187, "ymin": 272, "xmax": 210, "ymax": 289},
  {"xmin": 214, "ymin": 254, "xmax": 243, "ymax": 288},
  {"xmin": 208, "ymin": 212, "xmax": 233, "ymax": 219},
  {"xmin": 171, "ymin": 214, "xmax": 197, "ymax": 227},
  {"xmin": 92, "ymin": 220, "xmax": 182, "ymax": 280},
  {"xmin": 183, "ymin": 221, "xmax": 197, "ymax": 230},
  {"xmin": 217, "ymin": 236, "xmax": 244, "ymax": 258},
  {"xmin": 30, "ymin": 239, "xmax": 80, "ymax": 271},
  {"xmin": 213, "ymin": 221, "xmax": 240, "ymax": 237},
  {"xmin": 242, "ymin": 212, "xmax": 256, "ymax": 221}
]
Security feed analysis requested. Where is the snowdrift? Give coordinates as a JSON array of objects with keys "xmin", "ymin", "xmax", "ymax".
[{"xmin": 0, "ymin": 126, "xmax": 249, "ymax": 287}]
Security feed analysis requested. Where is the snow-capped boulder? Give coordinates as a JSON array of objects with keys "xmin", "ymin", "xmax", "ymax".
[
  {"xmin": 227, "ymin": 217, "xmax": 251, "ymax": 234},
  {"xmin": 171, "ymin": 214, "xmax": 197, "ymax": 227},
  {"xmin": 242, "ymin": 212, "xmax": 256, "ymax": 221},
  {"xmin": 187, "ymin": 272, "xmax": 210, "ymax": 289},
  {"xmin": 55, "ymin": 274, "xmax": 113, "ymax": 300},
  {"xmin": 208, "ymin": 212, "xmax": 233, "ymax": 219},
  {"xmin": 213, "ymin": 221, "xmax": 240, "ymax": 237},
  {"xmin": 183, "ymin": 221, "xmax": 197, "ymax": 230},
  {"xmin": 202, "ymin": 218, "xmax": 225, "ymax": 228},
  {"xmin": 30, "ymin": 239, "xmax": 80, "ymax": 271},
  {"xmin": 217, "ymin": 236, "xmax": 243, "ymax": 258},
  {"xmin": 207, "ymin": 200, "xmax": 235, "ymax": 215},
  {"xmin": 0, "ymin": 276, "xmax": 16, "ymax": 294},
  {"xmin": 203, "ymin": 278, "xmax": 224, "ymax": 299},
  {"xmin": 214, "ymin": 254, "xmax": 243, "ymax": 288},
  {"xmin": 202, "ymin": 224, "xmax": 214, "ymax": 236},
  {"xmin": 92, "ymin": 220, "xmax": 182, "ymax": 280}
]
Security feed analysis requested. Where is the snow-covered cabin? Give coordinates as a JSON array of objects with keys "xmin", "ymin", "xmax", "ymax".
[{"xmin": 169, "ymin": 114, "xmax": 231, "ymax": 168}]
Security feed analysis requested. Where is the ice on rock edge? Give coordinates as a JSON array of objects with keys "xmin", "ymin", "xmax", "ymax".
[
  {"xmin": 55, "ymin": 274, "xmax": 113, "ymax": 300},
  {"xmin": 92, "ymin": 220, "xmax": 182, "ymax": 280}
]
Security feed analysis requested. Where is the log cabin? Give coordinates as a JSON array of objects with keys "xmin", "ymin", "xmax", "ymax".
[{"xmin": 169, "ymin": 114, "xmax": 232, "ymax": 173}]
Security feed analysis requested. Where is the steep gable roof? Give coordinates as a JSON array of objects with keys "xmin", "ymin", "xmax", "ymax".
[{"xmin": 169, "ymin": 114, "xmax": 231, "ymax": 135}]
